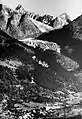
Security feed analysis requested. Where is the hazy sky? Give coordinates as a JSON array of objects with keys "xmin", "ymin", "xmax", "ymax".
[{"xmin": 1, "ymin": 0, "xmax": 82, "ymax": 20}]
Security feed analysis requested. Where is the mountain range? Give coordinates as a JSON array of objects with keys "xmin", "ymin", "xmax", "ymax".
[{"xmin": 0, "ymin": 4, "xmax": 82, "ymax": 119}]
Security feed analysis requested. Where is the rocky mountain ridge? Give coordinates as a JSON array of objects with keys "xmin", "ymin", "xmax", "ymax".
[
  {"xmin": 15, "ymin": 4, "xmax": 71, "ymax": 28},
  {"xmin": 0, "ymin": 4, "xmax": 71, "ymax": 40}
]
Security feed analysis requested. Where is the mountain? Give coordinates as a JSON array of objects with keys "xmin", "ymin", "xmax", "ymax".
[
  {"xmin": 15, "ymin": 5, "xmax": 71, "ymax": 29},
  {"xmin": 0, "ymin": 4, "xmax": 71, "ymax": 40},
  {"xmin": 0, "ymin": 4, "xmax": 54, "ymax": 40},
  {"xmin": 52, "ymin": 13, "xmax": 71, "ymax": 29},
  {"xmin": 0, "ymin": 4, "xmax": 42, "ymax": 39},
  {"xmin": 0, "ymin": 4, "xmax": 82, "ymax": 119},
  {"xmin": 0, "ymin": 4, "xmax": 67, "ymax": 40}
]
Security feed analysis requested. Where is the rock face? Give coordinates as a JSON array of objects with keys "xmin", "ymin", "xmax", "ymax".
[
  {"xmin": 36, "ymin": 14, "xmax": 53, "ymax": 26},
  {"xmin": 52, "ymin": 13, "xmax": 71, "ymax": 29},
  {"xmin": 0, "ymin": 4, "xmax": 41, "ymax": 39},
  {"xmin": 15, "ymin": 4, "xmax": 26, "ymax": 14},
  {"xmin": 36, "ymin": 13, "xmax": 71, "ymax": 29},
  {"xmin": 0, "ymin": 4, "xmax": 82, "ymax": 119}
]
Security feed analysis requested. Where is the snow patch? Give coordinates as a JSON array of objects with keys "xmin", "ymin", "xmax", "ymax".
[
  {"xmin": 29, "ymin": 18, "xmax": 54, "ymax": 33},
  {"xmin": 19, "ymin": 38, "xmax": 61, "ymax": 53}
]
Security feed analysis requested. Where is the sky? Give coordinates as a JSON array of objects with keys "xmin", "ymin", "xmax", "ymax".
[{"xmin": 0, "ymin": 0, "xmax": 82, "ymax": 20}]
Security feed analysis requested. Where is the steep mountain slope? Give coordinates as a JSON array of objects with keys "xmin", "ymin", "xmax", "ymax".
[{"xmin": 0, "ymin": 4, "xmax": 42, "ymax": 39}]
